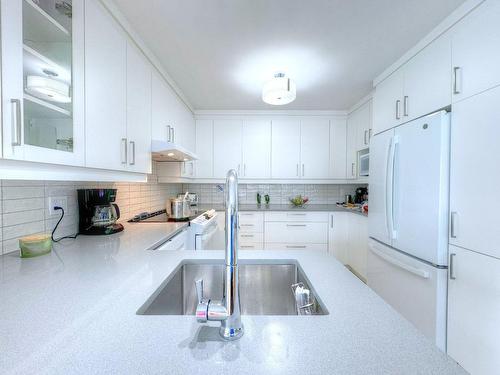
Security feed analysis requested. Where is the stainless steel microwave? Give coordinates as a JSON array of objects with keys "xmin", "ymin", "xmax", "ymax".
[{"xmin": 359, "ymin": 152, "xmax": 369, "ymax": 177}]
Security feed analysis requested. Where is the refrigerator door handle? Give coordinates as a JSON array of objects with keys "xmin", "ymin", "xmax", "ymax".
[
  {"xmin": 391, "ymin": 136, "xmax": 400, "ymax": 240},
  {"xmin": 369, "ymin": 243, "xmax": 430, "ymax": 279},
  {"xmin": 385, "ymin": 138, "xmax": 393, "ymax": 239},
  {"xmin": 386, "ymin": 136, "xmax": 398, "ymax": 240}
]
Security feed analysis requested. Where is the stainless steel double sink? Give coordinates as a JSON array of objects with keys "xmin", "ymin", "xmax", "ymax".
[{"xmin": 137, "ymin": 260, "xmax": 328, "ymax": 316}]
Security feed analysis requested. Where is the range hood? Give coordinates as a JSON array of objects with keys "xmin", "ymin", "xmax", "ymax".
[{"xmin": 151, "ymin": 140, "xmax": 198, "ymax": 162}]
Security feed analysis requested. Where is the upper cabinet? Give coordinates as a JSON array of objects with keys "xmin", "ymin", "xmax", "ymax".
[
  {"xmin": 353, "ymin": 100, "xmax": 373, "ymax": 151},
  {"xmin": 373, "ymin": 36, "xmax": 452, "ymax": 134},
  {"xmin": 1, "ymin": 0, "xmax": 85, "ymax": 165},
  {"xmin": 85, "ymin": 0, "xmax": 127, "ymax": 171},
  {"xmin": 329, "ymin": 117, "xmax": 347, "ymax": 179},
  {"xmin": 151, "ymin": 70, "xmax": 195, "ymax": 152},
  {"xmin": 195, "ymin": 120, "xmax": 214, "ymax": 178},
  {"xmin": 300, "ymin": 119, "xmax": 330, "ymax": 179},
  {"xmin": 271, "ymin": 119, "xmax": 301, "ymax": 179},
  {"xmin": 242, "ymin": 120, "xmax": 271, "ymax": 178},
  {"xmin": 213, "ymin": 119, "xmax": 242, "ymax": 178},
  {"xmin": 451, "ymin": 0, "xmax": 500, "ymax": 103}
]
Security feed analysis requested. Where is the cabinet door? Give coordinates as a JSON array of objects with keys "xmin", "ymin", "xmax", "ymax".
[
  {"xmin": 354, "ymin": 101, "xmax": 372, "ymax": 151},
  {"xmin": 213, "ymin": 120, "xmax": 242, "ymax": 178},
  {"xmin": 300, "ymin": 118, "xmax": 330, "ymax": 178},
  {"xmin": 85, "ymin": 0, "xmax": 127, "ymax": 170},
  {"xmin": 448, "ymin": 245, "xmax": 500, "ymax": 375},
  {"xmin": 347, "ymin": 214, "xmax": 368, "ymax": 280},
  {"xmin": 372, "ymin": 69, "xmax": 404, "ymax": 134},
  {"xmin": 328, "ymin": 212, "xmax": 350, "ymax": 264},
  {"xmin": 195, "ymin": 120, "xmax": 213, "ymax": 178},
  {"xmin": 346, "ymin": 115, "xmax": 358, "ymax": 179},
  {"xmin": 451, "ymin": 0, "xmax": 500, "ymax": 103},
  {"xmin": 404, "ymin": 35, "xmax": 452, "ymax": 121},
  {"xmin": 450, "ymin": 86, "xmax": 500, "ymax": 259},
  {"xmin": 329, "ymin": 117, "xmax": 347, "ymax": 179},
  {"xmin": 242, "ymin": 120, "xmax": 271, "ymax": 178},
  {"xmin": 126, "ymin": 42, "xmax": 152, "ymax": 173},
  {"xmin": 271, "ymin": 119, "xmax": 301, "ymax": 179},
  {"xmin": 151, "ymin": 70, "xmax": 170, "ymax": 142}
]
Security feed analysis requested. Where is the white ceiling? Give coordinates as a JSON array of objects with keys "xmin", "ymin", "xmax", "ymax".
[{"xmin": 114, "ymin": 0, "xmax": 466, "ymax": 111}]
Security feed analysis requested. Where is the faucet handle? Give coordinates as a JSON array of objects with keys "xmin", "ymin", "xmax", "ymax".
[
  {"xmin": 195, "ymin": 279, "xmax": 209, "ymax": 323},
  {"xmin": 195, "ymin": 279, "xmax": 204, "ymax": 303}
]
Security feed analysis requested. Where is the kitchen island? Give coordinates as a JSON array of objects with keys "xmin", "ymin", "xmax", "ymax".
[{"xmin": 0, "ymin": 223, "xmax": 464, "ymax": 375}]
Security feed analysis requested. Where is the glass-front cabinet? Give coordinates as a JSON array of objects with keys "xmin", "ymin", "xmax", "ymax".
[{"xmin": 1, "ymin": 0, "xmax": 84, "ymax": 165}]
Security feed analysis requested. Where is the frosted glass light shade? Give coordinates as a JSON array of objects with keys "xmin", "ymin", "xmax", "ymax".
[
  {"xmin": 262, "ymin": 75, "xmax": 296, "ymax": 105},
  {"xmin": 26, "ymin": 76, "xmax": 71, "ymax": 103}
]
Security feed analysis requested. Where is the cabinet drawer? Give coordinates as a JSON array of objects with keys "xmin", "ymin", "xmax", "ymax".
[
  {"xmin": 239, "ymin": 212, "xmax": 264, "ymax": 230},
  {"xmin": 239, "ymin": 232, "xmax": 263, "ymax": 243},
  {"xmin": 265, "ymin": 222, "xmax": 328, "ymax": 243},
  {"xmin": 239, "ymin": 242, "xmax": 264, "ymax": 250},
  {"xmin": 264, "ymin": 243, "xmax": 327, "ymax": 251},
  {"xmin": 264, "ymin": 211, "xmax": 328, "ymax": 222}
]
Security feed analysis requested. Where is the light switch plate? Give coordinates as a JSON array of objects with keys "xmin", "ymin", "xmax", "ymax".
[{"xmin": 48, "ymin": 196, "xmax": 68, "ymax": 216}]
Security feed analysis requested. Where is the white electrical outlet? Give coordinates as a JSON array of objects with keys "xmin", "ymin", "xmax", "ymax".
[{"xmin": 48, "ymin": 196, "xmax": 68, "ymax": 216}]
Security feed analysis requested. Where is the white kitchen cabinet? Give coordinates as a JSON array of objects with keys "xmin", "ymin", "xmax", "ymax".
[
  {"xmin": 346, "ymin": 115, "xmax": 358, "ymax": 179},
  {"xmin": 265, "ymin": 222, "xmax": 328, "ymax": 245},
  {"xmin": 194, "ymin": 120, "xmax": 213, "ymax": 178},
  {"xmin": 242, "ymin": 120, "xmax": 271, "ymax": 178},
  {"xmin": 451, "ymin": 0, "xmax": 500, "ymax": 103},
  {"xmin": 126, "ymin": 41, "xmax": 152, "ymax": 174},
  {"xmin": 353, "ymin": 100, "xmax": 373, "ymax": 151},
  {"xmin": 328, "ymin": 212, "xmax": 350, "ymax": 264},
  {"xmin": 403, "ymin": 34, "xmax": 452, "ymax": 122},
  {"xmin": 329, "ymin": 117, "xmax": 347, "ymax": 179},
  {"xmin": 447, "ymin": 245, "xmax": 500, "ymax": 375},
  {"xmin": 151, "ymin": 70, "xmax": 195, "ymax": 152},
  {"xmin": 348, "ymin": 214, "xmax": 368, "ymax": 280},
  {"xmin": 271, "ymin": 119, "xmax": 301, "ymax": 179},
  {"xmin": 239, "ymin": 212, "xmax": 264, "ymax": 249},
  {"xmin": 300, "ymin": 118, "xmax": 330, "ymax": 178},
  {"xmin": 213, "ymin": 119, "xmax": 242, "ymax": 178},
  {"xmin": 450, "ymin": 86, "xmax": 500, "ymax": 259},
  {"xmin": 1, "ymin": 0, "xmax": 85, "ymax": 165},
  {"xmin": 372, "ymin": 69, "xmax": 404, "ymax": 135},
  {"xmin": 85, "ymin": 0, "xmax": 127, "ymax": 170}
]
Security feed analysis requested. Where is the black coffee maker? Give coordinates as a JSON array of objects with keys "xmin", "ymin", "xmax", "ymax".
[
  {"xmin": 354, "ymin": 187, "xmax": 368, "ymax": 204},
  {"xmin": 78, "ymin": 189, "xmax": 124, "ymax": 235}
]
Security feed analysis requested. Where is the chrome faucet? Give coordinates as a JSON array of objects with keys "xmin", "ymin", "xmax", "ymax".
[{"xmin": 195, "ymin": 169, "xmax": 244, "ymax": 340}]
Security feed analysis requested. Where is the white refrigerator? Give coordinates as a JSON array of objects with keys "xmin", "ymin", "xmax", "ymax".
[{"xmin": 368, "ymin": 110, "xmax": 450, "ymax": 351}]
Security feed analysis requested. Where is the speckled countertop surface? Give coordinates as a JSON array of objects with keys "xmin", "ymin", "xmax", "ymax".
[
  {"xmin": 0, "ymin": 222, "xmax": 463, "ymax": 375},
  {"xmin": 198, "ymin": 204, "xmax": 368, "ymax": 216}
]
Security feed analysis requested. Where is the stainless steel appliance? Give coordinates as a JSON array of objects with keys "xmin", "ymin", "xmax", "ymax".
[
  {"xmin": 177, "ymin": 193, "xmax": 198, "ymax": 206},
  {"xmin": 77, "ymin": 189, "xmax": 124, "ymax": 235},
  {"xmin": 167, "ymin": 195, "xmax": 192, "ymax": 221},
  {"xmin": 359, "ymin": 152, "xmax": 369, "ymax": 176}
]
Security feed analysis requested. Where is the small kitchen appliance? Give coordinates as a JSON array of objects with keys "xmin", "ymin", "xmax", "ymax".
[
  {"xmin": 77, "ymin": 189, "xmax": 124, "ymax": 235},
  {"xmin": 354, "ymin": 187, "xmax": 368, "ymax": 204},
  {"xmin": 167, "ymin": 192, "xmax": 192, "ymax": 221}
]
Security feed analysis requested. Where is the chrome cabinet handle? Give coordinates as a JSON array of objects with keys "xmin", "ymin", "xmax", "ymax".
[
  {"xmin": 453, "ymin": 67, "xmax": 462, "ymax": 95},
  {"xmin": 240, "ymin": 245, "xmax": 255, "ymax": 249},
  {"xmin": 171, "ymin": 127, "xmax": 175, "ymax": 142},
  {"xmin": 287, "ymin": 213, "xmax": 306, "ymax": 216},
  {"xmin": 129, "ymin": 141, "xmax": 135, "ymax": 165},
  {"xmin": 240, "ymin": 234, "xmax": 254, "ymax": 238},
  {"xmin": 240, "ymin": 224, "xmax": 254, "ymax": 227},
  {"xmin": 287, "ymin": 224, "xmax": 307, "ymax": 227},
  {"xmin": 166, "ymin": 125, "xmax": 171, "ymax": 142},
  {"xmin": 449, "ymin": 253, "xmax": 457, "ymax": 280},
  {"xmin": 364, "ymin": 130, "xmax": 368, "ymax": 145},
  {"xmin": 450, "ymin": 211, "xmax": 458, "ymax": 238},
  {"xmin": 296, "ymin": 164, "xmax": 299, "ymax": 177},
  {"xmin": 396, "ymin": 100, "xmax": 401, "ymax": 120},
  {"xmin": 10, "ymin": 99, "xmax": 22, "ymax": 146},
  {"xmin": 403, "ymin": 96, "xmax": 409, "ymax": 117},
  {"xmin": 330, "ymin": 215, "xmax": 333, "ymax": 229},
  {"xmin": 351, "ymin": 162, "xmax": 355, "ymax": 177},
  {"xmin": 302, "ymin": 163, "xmax": 305, "ymax": 177},
  {"xmin": 243, "ymin": 163, "xmax": 246, "ymax": 176},
  {"xmin": 368, "ymin": 129, "xmax": 372, "ymax": 142},
  {"xmin": 121, "ymin": 138, "xmax": 128, "ymax": 164},
  {"xmin": 286, "ymin": 245, "xmax": 306, "ymax": 249}
]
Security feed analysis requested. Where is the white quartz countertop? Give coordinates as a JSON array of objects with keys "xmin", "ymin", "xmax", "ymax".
[{"xmin": 0, "ymin": 223, "xmax": 464, "ymax": 375}]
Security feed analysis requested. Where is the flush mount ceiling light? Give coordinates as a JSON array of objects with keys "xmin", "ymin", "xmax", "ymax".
[
  {"xmin": 262, "ymin": 73, "xmax": 296, "ymax": 105},
  {"xmin": 26, "ymin": 75, "xmax": 71, "ymax": 103}
]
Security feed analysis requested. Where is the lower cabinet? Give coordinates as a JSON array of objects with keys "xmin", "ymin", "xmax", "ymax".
[
  {"xmin": 447, "ymin": 245, "xmax": 500, "ymax": 375},
  {"xmin": 264, "ymin": 211, "xmax": 328, "ymax": 251},
  {"xmin": 238, "ymin": 212, "xmax": 264, "ymax": 249},
  {"xmin": 329, "ymin": 212, "xmax": 368, "ymax": 280}
]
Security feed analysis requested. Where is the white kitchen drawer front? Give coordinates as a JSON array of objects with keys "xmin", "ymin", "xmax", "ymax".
[
  {"xmin": 264, "ymin": 243, "xmax": 327, "ymax": 251},
  {"xmin": 239, "ymin": 242, "xmax": 264, "ymax": 250},
  {"xmin": 238, "ymin": 212, "xmax": 264, "ymax": 230},
  {"xmin": 239, "ymin": 232, "xmax": 264, "ymax": 243},
  {"xmin": 264, "ymin": 211, "xmax": 328, "ymax": 223},
  {"xmin": 265, "ymin": 222, "xmax": 328, "ymax": 244}
]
